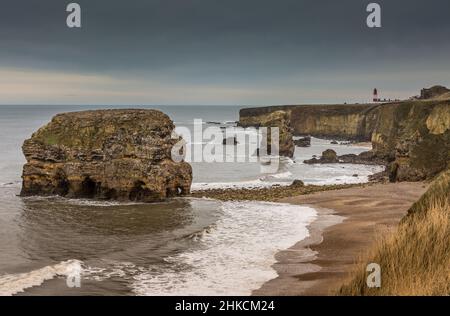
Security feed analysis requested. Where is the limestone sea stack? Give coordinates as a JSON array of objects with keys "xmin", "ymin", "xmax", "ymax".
[
  {"xmin": 20, "ymin": 109, "xmax": 192, "ymax": 202},
  {"xmin": 239, "ymin": 110, "xmax": 295, "ymax": 158}
]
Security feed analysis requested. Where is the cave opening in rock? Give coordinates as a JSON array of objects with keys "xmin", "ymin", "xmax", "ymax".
[
  {"xmin": 129, "ymin": 181, "xmax": 153, "ymax": 201},
  {"xmin": 56, "ymin": 178, "xmax": 70, "ymax": 196},
  {"xmin": 80, "ymin": 177, "xmax": 97, "ymax": 198},
  {"xmin": 54, "ymin": 172, "xmax": 70, "ymax": 196}
]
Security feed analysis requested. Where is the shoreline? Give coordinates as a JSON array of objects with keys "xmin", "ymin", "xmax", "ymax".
[{"xmin": 253, "ymin": 181, "xmax": 429, "ymax": 296}]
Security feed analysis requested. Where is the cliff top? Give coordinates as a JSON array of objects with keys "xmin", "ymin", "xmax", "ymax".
[{"xmin": 30, "ymin": 109, "xmax": 175, "ymax": 149}]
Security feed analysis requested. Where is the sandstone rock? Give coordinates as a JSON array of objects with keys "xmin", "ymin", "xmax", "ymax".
[
  {"xmin": 338, "ymin": 151, "xmax": 386, "ymax": 165},
  {"xmin": 322, "ymin": 149, "xmax": 338, "ymax": 162},
  {"xmin": 239, "ymin": 110, "xmax": 294, "ymax": 157},
  {"xmin": 304, "ymin": 149, "xmax": 338, "ymax": 164},
  {"xmin": 420, "ymin": 85, "xmax": 450, "ymax": 100},
  {"xmin": 371, "ymin": 100, "xmax": 450, "ymax": 182},
  {"xmin": 291, "ymin": 180, "xmax": 305, "ymax": 187},
  {"xmin": 240, "ymin": 104, "xmax": 378, "ymax": 141},
  {"xmin": 20, "ymin": 109, "xmax": 192, "ymax": 202},
  {"xmin": 294, "ymin": 136, "xmax": 311, "ymax": 147}
]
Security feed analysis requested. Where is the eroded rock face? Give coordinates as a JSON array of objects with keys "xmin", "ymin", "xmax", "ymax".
[
  {"xmin": 371, "ymin": 101, "xmax": 450, "ymax": 182},
  {"xmin": 420, "ymin": 85, "xmax": 450, "ymax": 100},
  {"xmin": 239, "ymin": 110, "xmax": 295, "ymax": 157},
  {"xmin": 240, "ymin": 104, "xmax": 378, "ymax": 141},
  {"xmin": 21, "ymin": 109, "xmax": 192, "ymax": 202}
]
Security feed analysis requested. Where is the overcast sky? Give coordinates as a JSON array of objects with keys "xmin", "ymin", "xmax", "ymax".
[{"xmin": 0, "ymin": 0, "xmax": 449, "ymax": 105}]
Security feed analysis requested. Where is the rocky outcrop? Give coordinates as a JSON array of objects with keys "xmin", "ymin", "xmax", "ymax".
[
  {"xmin": 21, "ymin": 109, "xmax": 192, "ymax": 202},
  {"xmin": 294, "ymin": 136, "xmax": 311, "ymax": 147},
  {"xmin": 420, "ymin": 85, "xmax": 450, "ymax": 100},
  {"xmin": 304, "ymin": 149, "xmax": 385, "ymax": 166},
  {"xmin": 371, "ymin": 100, "xmax": 450, "ymax": 182},
  {"xmin": 304, "ymin": 149, "xmax": 338, "ymax": 164},
  {"xmin": 239, "ymin": 110, "xmax": 295, "ymax": 157}
]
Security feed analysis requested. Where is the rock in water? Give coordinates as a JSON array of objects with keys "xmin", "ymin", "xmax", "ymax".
[
  {"xmin": 294, "ymin": 136, "xmax": 311, "ymax": 147},
  {"xmin": 304, "ymin": 149, "xmax": 338, "ymax": 164},
  {"xmin": 20, "ymin": 109, "xmax": 192, "ymax": 202}
]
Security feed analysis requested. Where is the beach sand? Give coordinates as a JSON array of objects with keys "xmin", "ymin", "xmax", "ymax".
[{"xmin": 253, "ymin": 181, "xmax": 429, "ymax": 296}]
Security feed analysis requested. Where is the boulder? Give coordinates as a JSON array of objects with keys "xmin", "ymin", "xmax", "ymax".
[
  {"xmin": 338, "ymin": 151, "xmax": 386, "ymax": 165},
  {"xmin": 321, "ymin": 149, "xmax": 339, "ymax": 162},
  {"xmin": 304, "ymin": 149, "xmax": 338, "ymax": 164},
  {"xmin": 294, "ymin": 136, "xmax": 311, "ymax": 147},
  {"xmin": 291, "ymin": 179, "xmax": 305, "ymax": 187},
  {"xmin": 20, "ymin": 109, "xmax": 192, "ymax": 202}
]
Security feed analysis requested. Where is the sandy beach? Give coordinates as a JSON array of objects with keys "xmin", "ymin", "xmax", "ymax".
[{"xmin": 254, "ymin": 181, "xmax": 429, "ymax": 296}]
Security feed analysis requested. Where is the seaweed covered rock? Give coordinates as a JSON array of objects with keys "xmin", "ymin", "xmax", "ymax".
[{"xmin": 21, "ymin": 109, "xmax": 192, "ymax": 202}]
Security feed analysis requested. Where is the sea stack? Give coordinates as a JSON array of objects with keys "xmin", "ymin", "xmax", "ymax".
[
  {"xmin": 20, "ymin": 109, "xmax": 192, "ymax": 202},
  {"xmin": 239, "ymin": 110, "xmax": 295, "ymax": 158}
]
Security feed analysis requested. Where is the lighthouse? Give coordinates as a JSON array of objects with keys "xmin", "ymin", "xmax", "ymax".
[{"xmin": 373, "ymin": 88, "xmax": 379, "ymax": 102}]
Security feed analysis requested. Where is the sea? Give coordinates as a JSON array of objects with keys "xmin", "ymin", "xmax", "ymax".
[{"xmin": 0, "ymin": 105, "xmax": 384, "ymax": 296}]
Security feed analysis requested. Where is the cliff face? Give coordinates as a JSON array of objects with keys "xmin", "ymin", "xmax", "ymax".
[
  {"xmin": 372, "ymin": 101, "xmax": 450, "ymax": 181},
  {"xmin": 240, "ymin": 100, "xmax": 450, "ymax": 182},
  {"xmin": 21, "ymin": 109, "xmax": 192, "ymax": 202},
  {"xmin": 240, "ymin": 104, "xmax": 378, "ymax": 141}
]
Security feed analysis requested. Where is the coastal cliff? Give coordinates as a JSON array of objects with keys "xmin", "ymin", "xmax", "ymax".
[
  {"xmin": 371, "ymin": 100, "xmax": 450, "ymax": 181},
  {"xmin": 21, "ymin": 109, "xmax": 192, "ymax": 202},
  {"xmin": 239, "ymin": 95, "xmax": 450, "ymax": 182},
  {"xmin": 240, "ymin": 104, "xmax": 378, "ymax": 141}
]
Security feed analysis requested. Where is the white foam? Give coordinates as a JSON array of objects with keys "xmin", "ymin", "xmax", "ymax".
[
  {"xmin": 0, "ymin": 181, "xmax": 20, "ymax": 188},
  {"xmin": 263, "ymin": 171, "xmax": 293, "ymax": 180},
  {"xmin": 191, "ymin": 179, "xmax": 292, "ymax": 191},
  {"xmin": 300, "ymin": 164, "xmax": 385, "ymax": 186},
  {"xmin": 131, "ymin": 200, "xmax": 317, "ymax": 296},
  {"xmin": 0, "ymin": 260, "xmax": 82, "ymax": 296},
  {"xmin": 21, "ymin": 195, "xmax": 144, "ymax": 207}
]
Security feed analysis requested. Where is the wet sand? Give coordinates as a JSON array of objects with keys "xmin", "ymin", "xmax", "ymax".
[{"xmin": 253, "ymin": 182, "xmax": 428, "ymax": 296}]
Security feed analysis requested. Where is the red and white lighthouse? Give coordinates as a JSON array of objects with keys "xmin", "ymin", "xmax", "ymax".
[{"xmin": 373, "ymin": 88, "xmax": 379, "ymax": 102}]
